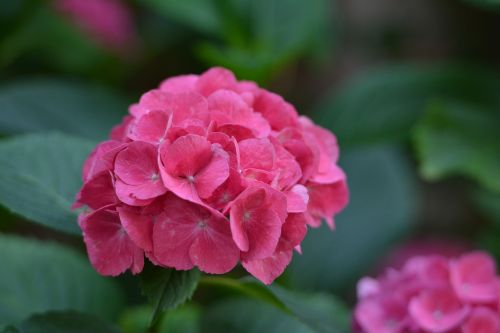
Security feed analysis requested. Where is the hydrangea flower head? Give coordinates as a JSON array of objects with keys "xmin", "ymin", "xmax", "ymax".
[
  {"xmin": 74, "ymin": 67, "xmax": 349, "ymax": 284},
  {"xmin": 354, "ymin": 251, "xmax": 500, "ymax": 333}
]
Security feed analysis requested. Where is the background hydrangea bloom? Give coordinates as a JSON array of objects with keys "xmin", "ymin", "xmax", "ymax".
[
  {"xmin": 354, "ymin": 251, "xmax": 500, "ymax": 333},
  {"xmin": 74, "ymin": 67, "xmax": 349, "ymax": 284},
  {"xmin": 54, "ymin": 0, "xmax": 136, "ymax": 52}
]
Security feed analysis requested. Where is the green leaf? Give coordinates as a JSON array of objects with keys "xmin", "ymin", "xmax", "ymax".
[
  {"xmin": 159, "ymin": 305, "xmax": 200, "ymax": 333},
  {"xmin": 119, "ymin": 305, "xmax": 201, "ymax": 333},
  {"xmin": 202, "ymin": 299, "xmax": 314, "ymax": 333},
  {"xmin": 0, "ymin": 78, "xmax": 127, "ymax": 140},
  {"xmin": 289, "ymin": 145, "xmax": 418, "ymax": 292},
  {"xmin": 140, "ymin": 0, "xmax": 221, "ymax": 34},
  {"xmin": 199, "ymin": 277, "xmax": 349, "ymax": 333},
  {"xmin": 140, "ymin": 265, "xmax": 201, "ymax": 326},
  {"xmin": 0, "ymin": 132, "xmax": 94, "ymax": 234},
  {"xmin": 2, "ymin": 311, "xmax": 122, "ymax": 333},
  {"xmin": 197, "ymin": 0, "xmax": 330, "ymax": 82},
  {"xmin": 413, "ymin": 100, "xmax": 500, "ymax": 193},
  {"xmin": 200, "ymin": 276, "xmax": 287, "ymax": 312},
  {"xmin": 473, "ymin": 189, "xmax": 500, "ymax": 226},
  {"xmin": 0, "ymin": 235, "xmax": 124, "ymax": 327},
  {"xmin": 269, "ymin": 286, "xmax": 350, "ymax": 333},
  {"xmin": 314, "ymin": 65, "xmax": 500, "ymax": 147}
]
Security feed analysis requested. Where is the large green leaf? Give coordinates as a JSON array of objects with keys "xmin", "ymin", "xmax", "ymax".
[
  {"xmin": 140, "ymin": 265, "xmax": 200, "ymax": 326},
  {"xmin": 473, "ymin": 189, "xmax": 500, "ymax": 226},
  {"xmin": 0, "ymin": 235, "xmax": 124, "ymax": 327},
  {"xmin": 289, "ymin": 145, "xmax": 418, "ymax": 292},
  {"xmin": 0, "ymin": 5, "xmax": 119, "ymax": 76},
  {"xmin": 200, "ymin": 276, "xmax": 287, "ymax": 311},
  {"xmin": 314, "ymin": 65, "xmax": 500, "ymax": 147},
  {"xmin": 140, "ymin": 0, "xmax": 221, "ymax": 34},
  {"xmin": 198, "ymin": 0, "xmax": 330, "ymax": 82},
  {"xmin": 202, "ymin": 288, "xmax": 348, "ymax": 333},
  {"xmin": 199, "ymin": 277, "xmax": 349, "ymax": 333},
  {"xmin": 0, "ymin": 78, "xmax": 126, "ymax": 140},
  {"xmin": 0, "ymin": 133, "xmax": 94, "ymax": 234},
  {"xmin": 413, "ymin": 100, "xmax": 500, "ymax": 193},
  {"xmin": 119, "ymin": 305, "xmax": 200, "ymax": 333},
  {"xmin": 269, "ymin": 286, "xmax": 350, "ymax": 333},
  {"xmin": 202, "ymin": 299, "xmax": 314, "ymax": 333},
  {"xmin": 2, "ymin": 311, "xmax": 122, "ymax": 333},
  {"xmin": 143, "ymin": 0, "xmax": 330, "ymax": 82}
]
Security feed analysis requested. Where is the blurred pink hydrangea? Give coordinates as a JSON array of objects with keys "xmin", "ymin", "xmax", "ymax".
[
  {"xmin": 354, "ymin": 251, "xmax": 500, "ymax": 333},
  {"xmin": 74, "ymin": 67, "xmax": 349, "ymax": 284},
  {"xmin": 54, "ymin": 0, "xmax": 136, "ymax": 52}
]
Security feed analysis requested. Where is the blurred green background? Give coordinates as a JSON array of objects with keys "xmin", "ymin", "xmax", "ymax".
[{"xmin": 1, "ymin": 0, "xmax": 499, "ymax": 332}]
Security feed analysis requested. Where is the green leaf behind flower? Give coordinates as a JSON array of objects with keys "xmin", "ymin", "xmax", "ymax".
[
  {"xmin": 314, "ymin": 65, "xmax": 500, "ymax": 147},
  {"xmin": 413, "ymin": 100, "xmax": 500, "ymax": 193},
  {"xmin": 0, "ymin": 235, "xmax": 124, "ymax": 327},
  {"xmin": 0, "ymin": 132, "xmax": 94, "ymax": 234},
  {"xmin": 2, "ymin": 311, "xmax": 122, "ymax": 333},
  {"xmin": 0, "ymin": 78, "xmax": 127, "ymax": 140}
]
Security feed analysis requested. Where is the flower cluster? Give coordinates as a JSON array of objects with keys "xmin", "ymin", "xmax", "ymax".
[
  {"xmin": 354, "ymin": 251, "xmax": 500, "ymax": 333},
  {"xmin": 74, "ymin": 67, "xmax": 348, "ymax": 284}
]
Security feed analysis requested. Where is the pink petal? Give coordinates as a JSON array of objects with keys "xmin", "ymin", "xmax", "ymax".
[
  {"xmin": 357, "ymin": 277, "xmax": 381, "ymax": 299},
  {"xmin": 403, "ymin": 255, "xmax": 450, "ymax": 289},
  {"xmin": 137, "ymin": 89, "xmax": 171, "ymax": 115},
  {"xmin": 450, "ymin": 251, "xmax": 498, "ymax": 304},
  {"xmin": 285, "ymin": 185, "xmax": 309, "ymax": 213},
  {"xmin": 159, "ymin": 74, "xmax": 198, "ymax": 93},
  {"xmin": 354, "ymin": 296, "xmax": 408, "ymax": 333},
  {"xmin": 300, "ymin": 117, "xmax": 339, "ymax": 163},
  {"xmin": 82, "ymin": 140, "xmax": 125, "ymax": 181},
  {"xmin": 409, "ymin": 288, "xmax": 470, "ymax": 333},
  {"xmin": 117, "ymin": 205, "xmax": 154, "ymax": 252},
  {"xmin": 306, "ymin": 178, "xmax": 349, "ymax": 229},
  {"xmin": 208, "ymin": 90, "xmax": 270, "ymax": 138},
  {"xmin": 311, "ymin": 163, "xmax": 346, "ymax": 184},
  {"xmin": 239, "ymin": 138, "xmax": 275, "ymax": 171},
  {"xmin": 276, "ymin": 127, "xmax": 319, "ymax": 182},
  {"xmin": 253, "ymin": 90, "xmax": 298, "ymax": 131},
  {"xmin": 159, "ymin": 136, "xmax": 229, "ymax": 202},
  {"xmin": 152, "ymin": 196, "xmax": 199, "ymax": 270},
  {"xmin": 82, "ymin": 207, "xmax": 144, "ymax": 276},
  {"xmin": 194, "ymin": 147, "xmax": 230, "ymax": 199},
  {"xmin": 204, "ymin": 168, "xmax": 245, "ymax": 211},
  {"xmin": 242, "ymin": 250, "xmax": 293, "ymax": 285},
  {"xmin": 462, "ymin": 307, "xmax": 500, "ymax": 333},
  {"xmin": 114, "ymin": 179, "xmax": 155, "ymax": 206},
  {"xmin": 216, "ymin": 124, "xmax": 254, "ymax": 141},
  {"xmin": 196, "ymin": 67, "xmax": 237, "ymax": 96},
  {"xmin": 189, "ymin": 215, "xmax": 239, "ymax": 274},
  {"xmin": 160, "ymin": 134, "xmax": 212, "ymax": 177},
  {"xmin": 152, "ymin": 193, "xmax": 238, "ymax": 273},
  {"xmin": 129, "ymin": 111, "xmax": 170, "ymax": 144},
  {"xmin": 165, "ymin": 92, "xmax": 209, "ymax": 127},
  {"xmin": 229, "ymin": 186, "xmax": 286, "ymax": 260},
  {"xmin": 158, "ymin": 170, "xmax": 200, "ymax": 203},
  {"xmin": 74, "ymin": 171, "xmax": 117, "ymax": 209},
  {"xmin": 277, "ymin": 213, "xmax": 308, "ymax": 252},
  {"xmin": 272, "ymin": 141, "xmax": 302, "ymax": 190},
  {"xmin": 115, "ymin": 141, "xmax": 160, "ymax": 185}
]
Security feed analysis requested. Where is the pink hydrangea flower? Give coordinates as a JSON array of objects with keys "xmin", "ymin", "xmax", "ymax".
[
  {"xmin": 74, "ymin": 67, "xmax": 349, "ymax": 284},
  {"xmin": 354, "ymin": 251, "xmax": 500, "ymax": 333},
  {"xmin": 53, "ymin": 0, "xmax": 136, "ymax": 53}
]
